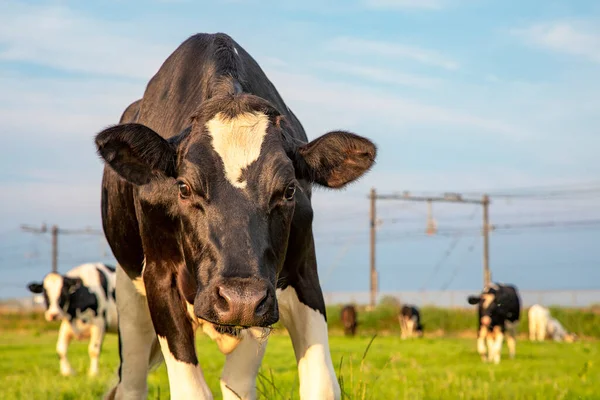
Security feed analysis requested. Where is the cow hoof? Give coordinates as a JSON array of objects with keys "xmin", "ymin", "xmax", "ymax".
[
  {"xmin": 88, "ymin": 370, "xmax": 99, "ymax": 377},
  {"xmin": 61, "ymin": 369, "xmax": 75, "ymax": 377}
]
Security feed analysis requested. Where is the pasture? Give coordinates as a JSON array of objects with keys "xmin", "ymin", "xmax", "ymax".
[{"xmin": 1, "ymin": 310, "xmax": 599, "ymax": 400}]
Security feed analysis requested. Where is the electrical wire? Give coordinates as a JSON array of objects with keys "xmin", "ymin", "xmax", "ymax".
[{"xmin": 418, "ymin": 206, "xmax": 479, "ymax": 291}]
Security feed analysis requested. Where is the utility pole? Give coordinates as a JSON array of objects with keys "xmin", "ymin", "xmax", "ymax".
[
  {"xmin": 370, "ymin": 191, "xmax": 493, "ymax": 290},
  {"xmin": 20, "ymin": 224, "xmax": 103, "ymax": 273},
  {"xmin": 482, "ymin": 194, "xmax": 491, "ymax": 287},
  {"xmin": 369, "ymin": 188, "xmax": 377, "ymax": 309}
]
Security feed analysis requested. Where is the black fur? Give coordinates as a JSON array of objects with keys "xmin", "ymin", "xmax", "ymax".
[
  {"xmin": 97, "ymin": 267, "xmax": 110, "ymax": 298},
  {"xmin": 65, "ymin": 284, "xmax": 99, "ymax": 321}
]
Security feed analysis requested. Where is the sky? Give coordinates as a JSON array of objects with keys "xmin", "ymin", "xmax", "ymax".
[{"xmin": 1, "ymin": 0, "xmax": 599, "ymax": 300}]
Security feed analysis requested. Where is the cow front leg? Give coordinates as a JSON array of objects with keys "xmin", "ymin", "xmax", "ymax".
[
  {"xmin": 490, "ymin": 326, "xmax": 503, "ymax": 364},
  {"xmin": 477, "ymin": 326, "xmax": 488, "ymax": 362},
  {"xmin": 506, "ymin": 322, "xmax": 517, "ymax": 359},
  {"xmin": 537, "ymin": 318, "xmax": 547, "ymax": 341},
  {"xmin": 88, "ymin": 320, "xmax": 105, "ymax": 376},
  {"xmin": 278, "ymin": 286, "xmax": 340, "ymax": 400},
  {"xmin": 57, "ymin": 320, "xmax": 75, "ymax": 376},
  {"xmin": 145, "ymin": 267, "xmax": 212, "ymax": 400},
  {"xmin": 105, "ymin": 265, "xmax": 160, "ymax": 400},
  {"xmin": 400, "ymin": 316, "xmax": 407, "ymax": 339},
  {"xmin": 528, "ymin": 316, "xmax": 537, "ymax": 341},
  {"xmin": 220, "ymin": 328, "xmax": 268, "ymax": 400}
]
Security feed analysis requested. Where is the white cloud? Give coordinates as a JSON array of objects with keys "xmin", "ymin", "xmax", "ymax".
[
  {"xmin": 327, "ymin": 36, "xmax": 460, "ymax": 70},
  {"xmin": 314, "ymin": 61, "xmax": 442, "ymax": 88},
  {"xmin": 363, "ymin": 0, "xmax": 444, "ymax": 10},
  {"xmin": 512, "ymin": 21, "xmax": 600, "ymax": 64},
  {"xmin": 0, "ymin": 2, "xmax": 171, "ymax": 79}
]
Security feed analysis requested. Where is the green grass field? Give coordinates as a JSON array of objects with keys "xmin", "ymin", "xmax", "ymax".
[{"xmin": 1, "ymin": 328, "xmax": 598, "ymax": 400}]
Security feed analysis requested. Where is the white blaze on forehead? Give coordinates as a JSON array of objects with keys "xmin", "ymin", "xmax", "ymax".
[
  {"xmin": 482, "ymin": 293, "xmax": 495, "ymax": 309},
  {"xmin": 206, "ymin": 112, "xmax": 270, "ymax": 188},
  {"xmin": 44, "ymin": 273, "xmax": 64, "ymax": 306}
]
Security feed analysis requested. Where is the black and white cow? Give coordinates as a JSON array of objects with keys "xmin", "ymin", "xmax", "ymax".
[
  {"xmin": 399, "ymin": 305, "xmax": 423, "ymax": 339},
  {"xmin": 95, "ymin": 33, "xmax": 376, "ymax": 400},
  {"xmin": 27, "ymin": 263, "xmax": 118, "ymax": 376},
  {"xmin": 467, "ymin": 283, "xmax": 521, "ymax": 364}
]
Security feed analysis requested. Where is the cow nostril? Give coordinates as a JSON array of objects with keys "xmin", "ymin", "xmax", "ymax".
[
  {"xmin": 215, "ymin": 286, "xmax": 231, "ymax": 312},
  {"xmin": 254, "ymin": 291, "xmax": 269, "ymax": 316}
]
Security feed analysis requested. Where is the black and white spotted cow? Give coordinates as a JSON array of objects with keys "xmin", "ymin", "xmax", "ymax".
[
  {"xmin": 467, "ymin": 283, "xmax": 521, "ymax": 364},
  {"xmin": 399, "ymin": 305, "xmax": 423, "ymax": 339},
  {"xmin": 95, "ymin": 33, "xmax": 377, "ymax": 400},
  {"xmin": 27, "ymin": 263, "xmax": 118, "ymax": 376}
]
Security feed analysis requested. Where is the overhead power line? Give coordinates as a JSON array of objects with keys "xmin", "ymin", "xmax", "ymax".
[
  {"xmin": 20, "ymin": 224, "xmax": 104, "ymax": 273},
  {"xmin": 367, "ymin": 185, "xmax": 600, "ymax": 305}
]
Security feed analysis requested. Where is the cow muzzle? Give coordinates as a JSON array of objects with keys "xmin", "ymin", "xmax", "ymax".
[
  {"xmin": 45, "ymin": 311, "xmax": 62, "ymax": 322},
  {"xmin": 195, "ymin": 277, "xmax": 278, "ymax": 328},
  {"xmin": 480, "ymin": 315, "xmax": 492, "ymax": 326}
]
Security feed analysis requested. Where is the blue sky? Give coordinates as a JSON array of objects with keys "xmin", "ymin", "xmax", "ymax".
[{"xmin": 1, "ymin": 0, "xmax": 599, "ymax": 300}]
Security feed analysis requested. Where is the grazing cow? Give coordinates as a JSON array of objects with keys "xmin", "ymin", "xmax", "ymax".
[
  {"xmin": 399, "ymin": 305, "xmax": 423, "ymax": 339},
  {"xmin": 27, "ymin": 263, "xmax": 117, "ymax": 376},
  {"xmin": 528, "ymin": 304, "xmax": 577, "ymax": 343},
  {"xmin": 340, "ymin": 305, "xmax": 358, "ymax": 336},
  {"xmin": 467, "ymin": 283, "xmax": 520, "ymax": 364},
  {"xmin": 95, "ymin": 33, "xmax": 376, "ymax": 400}
]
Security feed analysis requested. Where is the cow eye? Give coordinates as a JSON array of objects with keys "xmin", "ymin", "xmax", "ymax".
[
  {"xmin": 177, "ymin": 181, "xmax": 191, "ymax": 199},
  {"xmin": 283, "ymin": 183, "xmax": 296, "ymax": 201}
]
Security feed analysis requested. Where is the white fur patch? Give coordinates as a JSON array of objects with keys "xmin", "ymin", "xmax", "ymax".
[
  {"xmin": 157, "ymin": 336, "xmax": 213, "ymax": 399},
  {"xmin": 482, "ymin": 294, "xmax": 494, "ymax": 309},
  {"xmin": 43, "ymin": 273, "xmax": 64, "ymax": 320},
  {"xmin": 220, "ymin": 328, "xmax": 268, "ymax": 400},
  {"xmin": 206, "ymin": 112, "xmax": 270, "ymax": 188},
  {"xmin": 132, "ymin": 276, "xmax": 146, "ymax": 297},
  {"xmin": 277, "ymin": 287, "xmax": 340, "ymax": 400}
]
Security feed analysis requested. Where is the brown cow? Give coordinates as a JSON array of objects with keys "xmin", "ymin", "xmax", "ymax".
[{"xmin": 340, "ymin": 305, "xmax": 358, "ymax": 336}]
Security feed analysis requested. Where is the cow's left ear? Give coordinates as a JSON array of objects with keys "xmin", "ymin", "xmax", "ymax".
[
  {"xmin": 64, "ymin": 277, "xmax": 82, "ymax": 294},
  {"xmin": 467, "ymin": 296, "xmax": 481, "ymax": 305},
  {"xmin": 27, "ymin": 282, "xmax": 43, "ymax": 294},
  {"xmin": 293, "ymin": 131, "xmax": 377, "ymax": 188}
]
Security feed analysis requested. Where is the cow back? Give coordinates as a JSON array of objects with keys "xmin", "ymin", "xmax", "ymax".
[{"xmin": 136, "ymin": 33, "xmax": 306, "ymax": 142}]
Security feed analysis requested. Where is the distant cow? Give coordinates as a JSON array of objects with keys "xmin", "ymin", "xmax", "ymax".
[
  {"xmin": 399, "ymin": 305, "xmax": 423, "ymax": 339},
  {"xmin": 340, "ymin": 305, "xmax": 358, "ymax": 336},
  {"xmin": 27, "ymin": 263, "xmax": 118, "ymax": 376},
  {"xmin": 467, "ymin": 283, "xmax": 520, "ymax": 364},
  {"xmin": 529, "ymin": 304, "xmax": 577, "ymax": 342}
]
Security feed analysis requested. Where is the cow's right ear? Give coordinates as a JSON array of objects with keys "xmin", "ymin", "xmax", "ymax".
[
  {"xmin": 28, "ymin": 282, "xmax": 43, "ymax": 294},
  {"xmin": 467, "ymin": 296, "xmax": 481, "ymax": 305},
  {"xmin": 95, "ymin": 123, "xmax": 176, "ymax": 185}
]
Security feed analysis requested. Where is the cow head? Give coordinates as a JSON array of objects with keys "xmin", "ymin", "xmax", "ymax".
[
  {"xmin": 95, "ymin": 94, "xmax": 377, "ymax": 328},
  {"xmin": 467, "ymin": 285, "xmax": 499, "ymax": 327},
  {"xmin": 27, "ymin": 273, "xmax": 82, "ymax": 321},
  {"xmin": 564, "ymin": 333, "xmax": 578, "ymax": 343}
]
